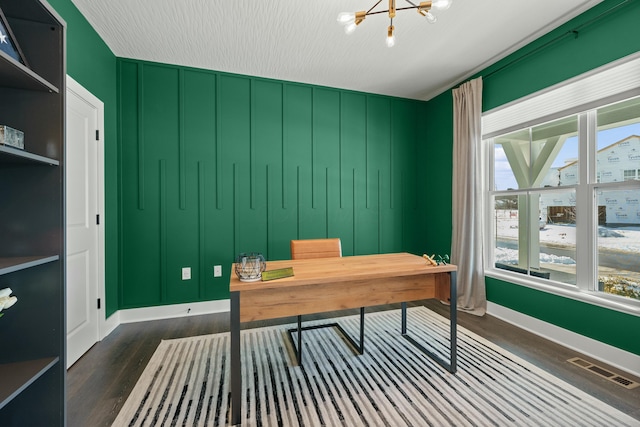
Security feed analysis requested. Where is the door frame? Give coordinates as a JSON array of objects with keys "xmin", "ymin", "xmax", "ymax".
[{"xmin": 66, "ymin": 75, "xmax": 107, "ymax": 341}]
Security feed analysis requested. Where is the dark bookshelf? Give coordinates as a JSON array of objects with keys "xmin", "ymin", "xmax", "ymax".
[{"xmin": 0, "ymin": 0, "xmax": 65, "ymax": 425}]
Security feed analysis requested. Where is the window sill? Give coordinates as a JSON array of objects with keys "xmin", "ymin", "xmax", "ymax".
[{"xmin": 485, "ymin": 268, "xmax": 640, "ymax": 318}]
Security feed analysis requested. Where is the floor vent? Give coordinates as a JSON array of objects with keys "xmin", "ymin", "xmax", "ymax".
[{"xmin": 568, "ymin": 357, "xmax": 639, "ymax": 390}]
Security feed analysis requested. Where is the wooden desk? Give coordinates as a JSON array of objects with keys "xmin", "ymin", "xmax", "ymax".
[{"xmin": 229, "ymin": 252, "xmax": 457, "ymax": 425}]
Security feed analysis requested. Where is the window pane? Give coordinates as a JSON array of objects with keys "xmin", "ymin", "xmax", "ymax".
[
  {"xmin": 596, "ymin": 97, "xmax": 640, "ymax": 182},
  {"xmin": 535, "ymin": 117, "xmax": 579, "ymax": 188},
  {"xmin": 494, "ymin": 194, "xmax": 528, "ymax": 272},
  {"xmin": 494, "ymin": 129, "xmax": 527, "ymax": 190},
  {"xmin": 596, "ymin": 188, "xmax": 640, "ymax": 301},
  {"xmin": 494, "ymin": 191, "xmax": 577, "ymax": 285},
  {"xmin": 538, "ymin": 190, "xmax": 577, "ymax": 285},
  {"xmin": 493, "ymin": 116, "xmax": 579, "ymax": 191}
]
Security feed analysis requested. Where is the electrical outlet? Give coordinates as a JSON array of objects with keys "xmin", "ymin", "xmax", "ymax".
[
  {"xmin": 182, "ymin": 267, "xmax": 191, "ymax": 280},
  {"xmin": 214, "ymin": 265, "xmax": 222, "ymax": 277}
]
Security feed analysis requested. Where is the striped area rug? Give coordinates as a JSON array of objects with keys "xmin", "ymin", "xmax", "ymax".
[{"xmin": 112, "ymin": 307, "xmax": 639, "ymax": 426}]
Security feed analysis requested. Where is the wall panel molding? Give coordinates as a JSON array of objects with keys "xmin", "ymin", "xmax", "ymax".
[
  {"xmin": 198, "ymin": 161, "xmax": 206, "ymax": 298},
  {"xmin": 178, "ymin": 69, "xmax": 186, "ymax": 210},
  {"xmin": 159, "ymin": 159, "xmax": 167, "ymax": 302},
  {"xmin": 250, "ymin": 78, "xmax": 256, "ymax": 209},
  {"xmin": 215, "ymin": 74, "xmax": 222, "ymax": 210},
  {"xmin": 137, "ymin": 63, "xmax": 145, "ymax": 210},
  {"xmin": 118, "ymin": 59, "xmax": 422, "ymax": 309}
]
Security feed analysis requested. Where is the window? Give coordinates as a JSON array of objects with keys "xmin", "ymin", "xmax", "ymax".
[
  {"xmin": 486, "ymin": 95, "xmax": 640, "ymax": 306},
  {"xmin": 623, "ymin": 169, "xmax": 639, "ymax": 181}
]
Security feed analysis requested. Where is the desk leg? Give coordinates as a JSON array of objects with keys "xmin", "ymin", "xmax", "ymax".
[
  {"xmin": 297, "ymin": 315, "xmax": 302, "ymax": 364},
  {"xmin": 359, "ymin": 307, "xmax": 365, "ymax": 353},
  {"xmin": 287, "ymin": 310, "xmax": 365, "ymax": 366},
  {"xmin": 230, "ymin": 291, "xmax": 241, "ymax": 426},
  {"xmin": 401, "ymin": 302, "xmax": 407, "ymax": 334},
  {"xmin": 401, "ymin": 271, "xmax": 457, "ymax": 374},
  {"xmin": 449, "ymin": 270, "xmax": 457, "ymax": 373}
]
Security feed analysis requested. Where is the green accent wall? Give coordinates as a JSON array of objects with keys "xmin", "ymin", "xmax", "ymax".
[
  {"xmin": 424, "ymin": 0, "xmax": 640, "ymax": 355},
  {"xmin": 420, "ymin": 92, "xmax": 454, "ymax": 256},
  {"xmin": 117, "ymin": 59, "xmax": 423, "ymax": 308},
  {"xmin": 48, "ymin": 0, "xmax": 119, "ymax": 317}
]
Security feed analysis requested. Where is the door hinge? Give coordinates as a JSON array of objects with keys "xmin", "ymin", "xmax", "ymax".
[
  {"xmin": 97, "ymin": 298, "xmax": 101, "ymax": 309},
  {"xmin": 96, "ymin": 129, "xmax": 99, "ymax": 141},
  {"xmin": 96, "ymin": 214, "xmax": 100, "ymax": 225}
]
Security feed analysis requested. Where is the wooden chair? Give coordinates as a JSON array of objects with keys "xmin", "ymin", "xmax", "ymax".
[
  {"xmin": 288, "ymin": 238, "xmax": 365, "ymax": 365},
  {"xmin": 290, "ymin": 238, "xmax": 342, "ymax": 260}
]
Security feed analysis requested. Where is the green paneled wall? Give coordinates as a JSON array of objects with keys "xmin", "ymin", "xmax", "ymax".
[
  {"xmin": 117, "ymin": 59, "xmax": 422, "ymax": 308},
  {"xmin": 423, "ymin": 0, "xmax": 640, "ymax": 355}
]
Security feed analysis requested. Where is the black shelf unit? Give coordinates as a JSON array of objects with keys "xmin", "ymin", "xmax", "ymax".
[
  {"xmin": 0, "ymin": 0, "xmax": 65, "ymax": 425},
  {"xmin": 0, "ymin": 145, "xmax": 59, "ymax": 165}
]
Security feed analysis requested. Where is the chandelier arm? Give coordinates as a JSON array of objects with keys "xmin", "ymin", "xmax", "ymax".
[
  {"xmin": 366, "ymin": 0, "xmax": 383, "ymax": 14},
  {"xmin": 367, "ymin": 6, "xmax": 418, "ymax": 16}
]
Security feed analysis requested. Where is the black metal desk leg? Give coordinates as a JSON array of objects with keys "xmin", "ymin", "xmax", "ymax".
[
  {"xmin": 449, "ymin": 270, "xmax": 457, "ymax": 373},
  {"xmin": 400, "ymin": 271, "xmax": 457, "ymax": 374},
  {"xmin": 297, "ymin": 315, "xmax": 302, "ymax": 364},
  {"xmin": 287, "ymin": 310, "xmax": 365, "ymax": 366},
  {"xmin": 359, "ymin": 307, "xmax": 365, "ymax": 353},
  {"xmin": 230, "ymin": 292, "xmax": 241, "ymax": 425},
  {"xmin": 401, "ymin": 302, "xmax": 408, "ymax": 335}
]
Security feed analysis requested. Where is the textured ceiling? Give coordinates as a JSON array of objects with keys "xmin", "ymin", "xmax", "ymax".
[{"xmin": 70, "ymin": 0, "xmax": 603, "ymax": 101}]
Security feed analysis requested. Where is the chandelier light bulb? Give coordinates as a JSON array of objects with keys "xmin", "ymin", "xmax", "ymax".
[
  {"xmin": 386, "ymin": 25, "xmax": 396, "ymax": 47},
  {"xmin": 432, "ymin": 0, "xmax": 452, "ymax": 10},
  {"xmin": 337, "ymin": 12, "xmax": 355, "ymax": 24},
  {"xmin": 425, "ymin": 11, "xmax": 437, "ymax": 23},
  {"xmin": 345, "ymin": 22, "xmax": 358, "ymax": 34}
]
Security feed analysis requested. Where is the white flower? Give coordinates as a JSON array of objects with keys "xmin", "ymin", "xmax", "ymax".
[{"xmin": 0, "ymin": 287, "xmax": 17, "ymax": 312}]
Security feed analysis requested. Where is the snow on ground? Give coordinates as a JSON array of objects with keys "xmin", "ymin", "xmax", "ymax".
[
  {"xmin": 495, "ymin": 219, "xmax": 640, "ymax": 253},
  {"xmin": 494, "ymin": 219, "xmax": 640, "ymax": 267},
  {"xmin": 494, "ymin": 218, "xmax": 640, "ymax": 296},
  {"xmin": 494, "ymin": 247, "xmax": 576, "ymax": 265}
]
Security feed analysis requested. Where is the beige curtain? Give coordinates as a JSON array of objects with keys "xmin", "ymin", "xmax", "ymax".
[{"xmin": 451, "ymin": 77, "xmax": 486, "ymax": 316}]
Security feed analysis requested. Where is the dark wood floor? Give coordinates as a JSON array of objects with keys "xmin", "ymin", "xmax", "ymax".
[{"xmin": 67, "ymin": 300, "xmax": 640, "ymax": 426}]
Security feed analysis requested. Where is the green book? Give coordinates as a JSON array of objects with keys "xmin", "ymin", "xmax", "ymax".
[{"xmin": 261, "ymin": 267, "xmax": 294, "ymax": 281}]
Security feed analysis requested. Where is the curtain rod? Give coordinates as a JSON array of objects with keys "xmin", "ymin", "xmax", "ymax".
[{"xmin": 484, "ymin": 0, "xmax": 633, "ymax": 81}]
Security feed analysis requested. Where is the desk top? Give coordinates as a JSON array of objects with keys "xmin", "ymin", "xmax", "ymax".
[{"xmin": 230, "ymin": 252, "xmax": 456, "ymax": 292}]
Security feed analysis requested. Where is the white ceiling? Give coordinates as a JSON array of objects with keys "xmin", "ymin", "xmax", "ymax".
[{"xmin": 70, "ymin": 0, "xmax": 603, "ymax": 101}]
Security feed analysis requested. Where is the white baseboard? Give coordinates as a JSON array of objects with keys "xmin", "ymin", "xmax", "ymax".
[
  {"xmin": 487, "ymin": 301, "xmax": 640, "ymax": 378},
  {"xmin": 100, "ymin": 310, "xmax": 120, "ymax": 340},
  {"xmin": 113, "ymin": 299, "xmax": 230, "ymax": 325}
]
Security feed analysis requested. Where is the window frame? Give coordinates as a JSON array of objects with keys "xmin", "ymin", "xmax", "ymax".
[{"xmin": 482, "ymin": 54, "xmax": 640, "ymax": 317}]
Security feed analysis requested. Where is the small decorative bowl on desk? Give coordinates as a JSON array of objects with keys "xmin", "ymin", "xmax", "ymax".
[{"xmin": 234, "ymin": 252, "xmax": 266, "ymax": 282}]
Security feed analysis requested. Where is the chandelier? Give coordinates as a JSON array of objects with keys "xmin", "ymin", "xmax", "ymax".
[{"xmin": 337, "ymin": 0, "xmax": 453, "ymax": 47}]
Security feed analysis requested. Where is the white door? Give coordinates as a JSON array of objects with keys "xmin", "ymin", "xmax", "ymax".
[{"xmin": 66, "ymin": 77, "xmax": 104, "ymax": 368}]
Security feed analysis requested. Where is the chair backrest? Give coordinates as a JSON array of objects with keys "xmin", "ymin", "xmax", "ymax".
[{"xmin": 290, "ymin": 238, "xmax": 342, "ymax": 260}]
